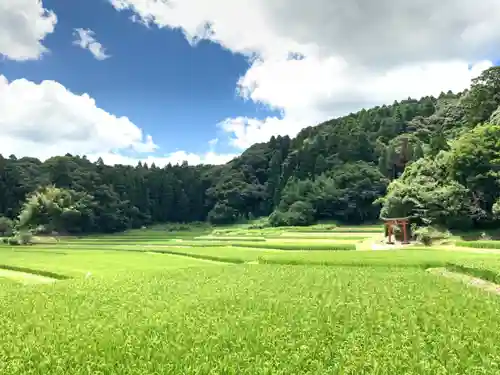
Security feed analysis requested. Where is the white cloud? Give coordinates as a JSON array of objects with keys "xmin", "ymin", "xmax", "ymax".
[
  {"xmin": 109, "ymin": 0, "xmax": 500, "ymax": 149},
  {"xmin": 218, "ymin": 116, "xmax": 289, "ymax": 150},
  {"xmin": 0, "ymin": 75, "xmax": 235, "ymax": 166},
  {"xmin": 2, "ymin": 0, "xmax": 498, "ymax": 166},
  {"xmin": 220, "ymin": 58, "xmax": 492, "ymax": 148},
  {"xmin": 73, "ymin": 28, "xmax": 110, "ymax": 60},
  {"xmin": 108, "ymin": 0, "xmax": 303, "ymax": 60},
  {"xmin": 260, "ymin": 0, "xmax": 500, "ymax": 67},
  {"xmin": 109, "ymin": 0, "xmax": 500, "ymax": 65},
  {"xmin": 0, "ymin": 0, "xmax": 57, "ymax": 60},
  {"xmin": 0, "ymin": 75, "xmax": 156, "ymax": 160}
]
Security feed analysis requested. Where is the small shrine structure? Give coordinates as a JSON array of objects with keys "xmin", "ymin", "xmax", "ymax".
[{"xmin": 382, "ymin": 217, "xmax": 410, "ymax": 244}]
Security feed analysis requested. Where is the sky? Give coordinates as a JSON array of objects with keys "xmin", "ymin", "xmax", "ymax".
[{"xmin": 1, "ymin": 0, "xmax": 499, "ymax": 166}]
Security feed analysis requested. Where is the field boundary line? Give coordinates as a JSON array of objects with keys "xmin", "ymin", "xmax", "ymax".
[
  {"xmin": 0, "ymin": 269, "xmax": 57, "ymax": 284},
  {"xmin": 148, "ymin": 249, "xmax": 245, "ymax": 264},
  {"xmin": 258, "ymin": 257, "xmax": 439, "ymax": 268},
  {"xmin": 427, "ymin": 267, "xmax": 500, "ymax": 295},
  {"xmin": 145, "ymin": 251, "xmax": 230, "ymax": 265},
  {"xmin": 0, "ymin": 264, "xmax": 70, "ymax": 280},
  {"xmin": 0, "ymin": 264, "xmax": 70, "ymax": 284}
]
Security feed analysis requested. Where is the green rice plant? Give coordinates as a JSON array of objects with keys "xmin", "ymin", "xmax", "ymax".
[
  {"xmin": 265, "ymin": 234, "xmax": 370, "ymax": 240},
  {"xmin": 149, "ymin": 246, "xmax": 267, "ymax": 263},
  {"xmin": 0, "ymin": 248, "xmax": 216, "ymax": 278},
  {"xmin": 445, "ymin": 258, "xmax": 500, "ymax": 285},
  {"xmin": 2, "ymin": 266, "xmax": 500, "ymax": 374},
  {"xmin": 277, "ymin": 227, "xmax": 337, "ymax": 233},
  {"xmin": 54, "ymin": 240, "xmax": 230, "ymax": 249},
  {"xmin": 0, "ymin": 278, "xmax": 19, "ymax": 287},
  {"xmin": 0, "ymin": 264, "xmax": 69, "ymax": 280},
  {"xmin": 455, "ymin": 240, "xmax": 500, "ymax": 249},
  {"xmin": 65, "ymin": 240, "xmax": 183, "ymax": 247},
  {"xmin": 332, "ymin": 228, "xmax": 382, "ymax": 233},
  {"xmin": 258, "ymin": 248, "xmax": 498, "ymax": 268},
  {"xmin": 164, "ymin": 241, "xmax": 236, "ymax": 248},
  {"xmin": 192, "ymin": 236, "xmax": 267, "ymax": 242},
  {"xmin": 446, "ymin": 263, "xmax": 500, "ymax": 285},
  {"xmin": 150, "ymin": 248, "xmax": 245, "ymax": 264},
  {"xmin": 231, "ymin": 241, "xmax": 356, "ymax": 251}
]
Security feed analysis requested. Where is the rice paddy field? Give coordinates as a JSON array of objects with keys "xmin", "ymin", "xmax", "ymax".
[{"xmin": 3, "ymin": 224, "xmax": 500, "ymax": 374}]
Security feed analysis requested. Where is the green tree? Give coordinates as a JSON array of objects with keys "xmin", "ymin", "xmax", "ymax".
[
  {"xmin": 490, "ymin": 105, "xmax": 500, "ymax": 125},
  {"xmin": 448, "ymin": 124, "xmax": 500, "ymax": 214},
  {"xmin": 18, "ymin": 185, "xmax": 96, "ymax": 234},
  {"xmin": 379, "ymin": 154, "xmax": 479, "ymax": 229},
  {"xmin": 463, "ymin": 66, "xmax": 500, "ymax": 125},
  {"xmin": 0, "ymin": 217, "xmax": 14, "ymax": 236}
]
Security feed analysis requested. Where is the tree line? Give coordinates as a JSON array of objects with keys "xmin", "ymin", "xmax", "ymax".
[{"xmin": 1, "ymin": 67, "xmax": 500, "ymax": 235}]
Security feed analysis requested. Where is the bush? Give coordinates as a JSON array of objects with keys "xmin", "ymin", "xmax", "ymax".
[
  {"xmin": 413, "ymin": 226, "xmax": 450, "ymax": 246},
  {"xmin": 33, "ymin": 225, "xmax": 52, "ymax": 235},
  {"xmin": 208, "ymin": 203, "xmax": 239, "ymax": 225},
  {"xmin": 0, "ymin": 217, "xmax": 14, "ymax": 237},
  {"xmin": 455, "ymin": 241, "xmax": 500, "ymax": 249},
  {"xmin": 268, "ymin": 211, "xmax": 290, "ymax": 227},
  {"xmin": 18, "ymin": 231, "xmax": 33, "ymax": 245},
  {"xmin": 7, "ymin": 237, "xmax": 20, "ymax": 245},
  {"xmin": 4, "ymin": 231, "xmax": 33, "ymax": 246},
  {"xmin": 248, "ymin": 223, "xmax": 269, "ymax": 229},
  {"xmin": 247, "ymin": 218, "xmax": 271, "ymax": 230},
  {"xmin": 269, "ymin": 201, "xmax": 316, "ymax": 227},
  {"xmin": 479, "ymin": 232, "xmax": 492, "ymax": 241}
]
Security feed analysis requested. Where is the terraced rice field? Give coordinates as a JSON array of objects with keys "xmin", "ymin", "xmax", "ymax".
[{"xmin": 2, "ymin": 225, "xmax": 500, "ymax": 374}]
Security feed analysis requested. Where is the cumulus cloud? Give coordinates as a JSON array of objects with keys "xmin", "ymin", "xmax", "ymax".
[
  {"xmin": 109, "ymin": 0, "xmax": 500, "ymax": 65},
  {"xmin": 219, "ymin": 58, "xmax": 493, "ymax": 148},
  {"xmin": 108, "ymin": 0, "xmax": 300, "ymax": 59},
  {"xmin": 0, "ymin": 75, "xmax": 155, "ymax": 159},
  {"xmin": 109, "ymin": 0, "xmax": 500, "ymax": 149},
  {"xmin": 3, "ymin": 0, "xmax": 498, "ymax": 165},
  {"xmin": 262, "ymin": 0, "xmax": 500, "ymax": 67},
  {"xmin": 73, "ymin": 28, "xmax": 111, "ymax": 60},
  {"xmin": 218, "ymin": 116, "xmax": 289, "ymax": 150},
  {"xmin": 0, "ymin": 75, "xmax": 235, "ymax": 166},
  {"xmin": 0, "ymin": 0, "xmax": 57, "ymax": 60}
]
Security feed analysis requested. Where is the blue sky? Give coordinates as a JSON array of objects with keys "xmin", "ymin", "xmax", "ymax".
[
  {"xmin": 1, "ymin": 0, "xmax": 498, "ymax": 165},
  {"xmin": 0, "ymin": 0, "xmax": 279, "ymax": 158}
]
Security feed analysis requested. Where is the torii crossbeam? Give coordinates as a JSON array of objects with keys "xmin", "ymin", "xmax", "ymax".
[{"xmin": 381, "ymin": 217, "xmax": 410, "ymax": 244}]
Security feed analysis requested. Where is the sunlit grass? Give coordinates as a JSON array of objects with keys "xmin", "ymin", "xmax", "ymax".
[
  {"xmin": 2, "ymin": 266, "xmax": 500, "ymax": 374},
  {"xmin": 0, "ymin": 247, "xmax": 220, "ymax": 278},
  {"xmin": 4, "ymin": 225, "xmax": 500, "ymax": 373},
  {"xmin": 455, "ymin": 240, "xmax": 500, "ymax": 250},
  {"xmin": 258, "ymin": 248, "xmax": 499, "ymax": 267}
]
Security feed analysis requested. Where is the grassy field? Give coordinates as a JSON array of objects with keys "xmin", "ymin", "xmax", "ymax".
[
  {"xmin": 0, "ymin": 248, "xmax": 220, "ymax": 278},
  {"xmin": 2, "ymin": 224, "xmax": 500, "ymax": 373}
]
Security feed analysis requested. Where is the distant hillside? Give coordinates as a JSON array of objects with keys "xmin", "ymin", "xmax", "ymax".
[
  {"xmin": 206, "ymin": 66, "xmax": 500, "ymax": 227},
  {"xmin": 1, "ymin": 67, "xmax": 500, "ymax": 234}
]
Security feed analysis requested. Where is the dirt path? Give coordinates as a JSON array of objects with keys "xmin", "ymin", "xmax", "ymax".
[
  {"xmin": 0, "ymin": 268, "xmax": 57, "ymax": 285},
  {"xmin": 427, "ymin": 267, "xmax": 500, "ymax": 295}
]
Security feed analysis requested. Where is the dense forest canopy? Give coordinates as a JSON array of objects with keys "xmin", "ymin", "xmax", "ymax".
[{"xmin": 2, "ymin": 66, "xmax": 500, "ymax": 234}]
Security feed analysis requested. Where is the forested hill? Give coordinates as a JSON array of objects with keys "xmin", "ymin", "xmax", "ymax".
[{"xmin": 2, "ymin": 67, "xmax": 500, "ymax": 234}]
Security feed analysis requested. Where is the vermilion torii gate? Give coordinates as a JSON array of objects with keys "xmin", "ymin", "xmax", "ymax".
[{"xmin": 382, "ymin": 217, "xmax": 410, "ymax": 244}]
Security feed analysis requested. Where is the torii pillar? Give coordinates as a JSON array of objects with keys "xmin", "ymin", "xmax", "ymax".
[{"xmin": 383, "ymin": 217, "xmax": 410, "ymax": 245}]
